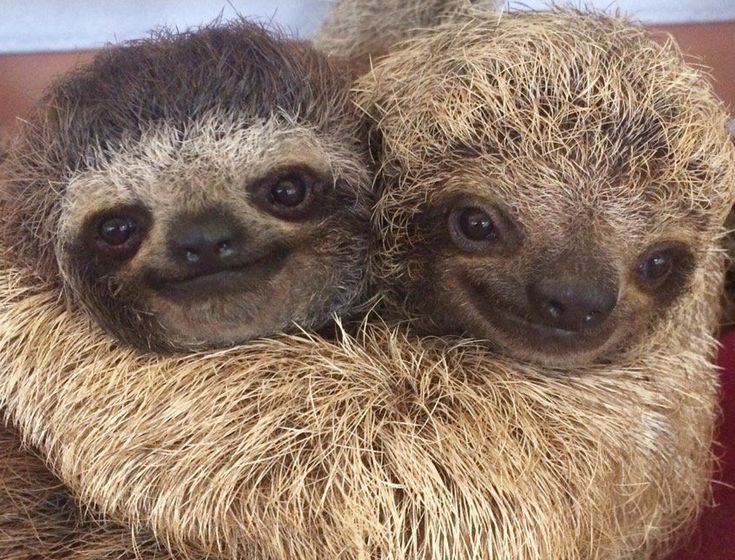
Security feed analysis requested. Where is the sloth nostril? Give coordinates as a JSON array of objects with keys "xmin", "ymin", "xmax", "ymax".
[
  {"xmin": 547, "ymin": 301, "xmax": 564, "ymax": 319},
  {"xmin": 184, "ymin": 249, "xmax": 200, "ymax": 264},
  {"xmin": 169, "ymin": 209, "xmax": 244, "ymax": 272},
  {"xmin": 216, "ymin": 240, "xmax": 235, "ymax": 259}
]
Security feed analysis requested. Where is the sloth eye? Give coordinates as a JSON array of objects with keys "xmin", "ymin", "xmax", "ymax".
[
  {"xmin": 251, "ymin": 167, "xmax": 325, "ymax": 221},
  {"xmin": 448, "ymin": 203, "xmax": 515, "ymax": 253},
  {"xmin": 99, "ymin": 217, "xmax": 138, "ymax": 246},
  {"xmin": 270, "ymin": 176, "xmax": 307, "ymax": 208},
  {"xmin": 638, "ymin": 253, "xmax": 672, "ymax": 284},
  {"xmin": 90, "ymin": 208, "xmax": 148, "ymax": 260},
  {"xmin": 457, "ymin": 208, "xmax": 497, "ymax": 242},
  {"xmin": 635, "ymin": 241, "xmax": 695, "ymax": 293}
]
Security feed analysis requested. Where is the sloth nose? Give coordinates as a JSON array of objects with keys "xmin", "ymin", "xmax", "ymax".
[
  {"xmin": 527, "ymin": 276, "xmax": 618, "ymax": 332},
  {"xmin": 170, "ymin": 213, "xmax": 241, "ymax": 273}
]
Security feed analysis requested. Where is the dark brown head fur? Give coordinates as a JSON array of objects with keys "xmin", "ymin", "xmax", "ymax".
[{"xmin": 0, "ymin": 21, "xmax": 373, "ymax": 352}]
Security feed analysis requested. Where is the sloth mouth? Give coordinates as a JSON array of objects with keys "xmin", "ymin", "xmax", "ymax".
[
  {"xmin": 148, "ymin": 248, "xmax": 289, "ymax": 301},
  {"xmin": 462, "ymin": 278, "xmax": 616, "ymax": 361}
]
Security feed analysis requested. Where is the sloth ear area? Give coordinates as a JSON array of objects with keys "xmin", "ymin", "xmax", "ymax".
[{"xmin": 247, "ymin": 165, "xmax": 333, "ymax": 221}]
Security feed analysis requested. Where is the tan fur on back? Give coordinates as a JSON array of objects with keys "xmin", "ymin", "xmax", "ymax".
[
  {"xmin": 315, "ymin": 0, "xmax": 503, "ymax": 60},
  {"xmin": 0, "ymin": 244, "xmax": 724, "ymax": 558},
  {"xmin": 0, "ymin": 423, "xmax": 178, "ymax": 559}
]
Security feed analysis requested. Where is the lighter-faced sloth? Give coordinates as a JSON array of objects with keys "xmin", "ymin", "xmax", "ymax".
[
  {"xmin": 355, "ymin": 9, "xmax": 735, "ymax": 367},
  {"xmin": 0, "ymin": 21, "xmax": 372, "ymax": 353}
]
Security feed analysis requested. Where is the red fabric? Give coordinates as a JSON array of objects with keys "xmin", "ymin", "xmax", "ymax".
[{"xmin": 667, "ymin": 330, "xmax": 735, "ymax": 559}]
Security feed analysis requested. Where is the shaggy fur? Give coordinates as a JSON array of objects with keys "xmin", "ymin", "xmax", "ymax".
[
  {"xmin": 0, "ymin": 423, "xmax": 177, "ymax": 560},
  {"xmin": 0, "ymin": 246, "xmax": 724, "ymax": 559},
  {"xmin": 0, "ymin": 20, "xmax": 371, "ymax": 559},
  {"xmin": 2, "ymin": 9, "xmax": 734, "ymax": 560},
  {"xmin": 0, "ymin": 21, "xmax": 372, "ymax": 352},
  {"xmin": 315, "ymin": 0, "xmax": 503, "ymax": 60},
  {"xmin": 355, "ymin": 10, "xmax": 735, "ymax": 366}
]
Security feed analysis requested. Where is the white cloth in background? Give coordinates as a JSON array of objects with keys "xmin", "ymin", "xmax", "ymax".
[{"xmin": 0, "ymin": 0, "xmax": 733, "ymax": 54}]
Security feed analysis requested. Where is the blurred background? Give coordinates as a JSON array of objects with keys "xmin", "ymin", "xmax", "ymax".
[{"xmin": 0, "ymin": 0, "xmax": 734, "ymax": 141}]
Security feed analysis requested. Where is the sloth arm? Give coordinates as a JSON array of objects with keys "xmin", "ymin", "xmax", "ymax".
[
  {"xmin": 0, "ymin": 254, "xmax": 721, "ymax": 559},
  {"xmin": 0, "ymin": 422, "xmax": 185, "ymax": 560}
]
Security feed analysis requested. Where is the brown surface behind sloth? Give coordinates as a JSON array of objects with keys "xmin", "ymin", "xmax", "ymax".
[
  {"xmin": 357, "ymin": 10, "xmax": 735, "ymax": 367},
  {"xmin": 0, "ymin": 21, "xmax": 372, "ymax": 352}
]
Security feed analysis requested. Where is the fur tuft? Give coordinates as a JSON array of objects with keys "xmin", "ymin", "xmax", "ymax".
[
  {"xmin": 314, "ymin": 0, "xmax": 503, "ymax": 60},
  {"xmin": 0, "ymin": 423, "xmax": 178, "ymax": 559}
]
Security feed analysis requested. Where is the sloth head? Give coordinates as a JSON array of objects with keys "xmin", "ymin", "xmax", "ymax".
[
  {"xmin": 0, "ymin": 22, "xmax": 372, "ymax": 352},
  {"xmin": 360, "ymin": 10, "xmax": 735, "ymax": 366}
]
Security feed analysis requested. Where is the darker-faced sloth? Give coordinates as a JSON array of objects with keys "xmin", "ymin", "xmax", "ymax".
[
  {"xmin": 0, "ymin": 21, "xmax": 372, "ymax": 353},
  {"xmin": 0, "ymin": 19, "xmax": 372, "ymax": 560}
]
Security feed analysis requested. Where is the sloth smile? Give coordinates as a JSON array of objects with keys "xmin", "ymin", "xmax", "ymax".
[
  {"xmin": 493, "ymin": 308, "xmax": 609, "ymax": 347},
  {"xmin": 149, "ymin": 249, "xmax": 289, "ymax": 301},
  {"xmin": 463, "ymin": 279, "xmax": 616, "ymax": 357}
]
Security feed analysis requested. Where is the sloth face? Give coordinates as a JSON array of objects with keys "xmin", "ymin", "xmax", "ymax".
[
  {"xmin": 363, "ymin": 11, "xmax": 735, "ymax": 366},
  {"xmin": 0, "ymin": 22, "xmax": 375, "ymax": 352},
  {"xmin": 57, "ymin": 118, "xmax": 369, "ymax": 351},
  {"xmin": 409, "ymin": 182, "xmax": 699, "ymax": 366}
]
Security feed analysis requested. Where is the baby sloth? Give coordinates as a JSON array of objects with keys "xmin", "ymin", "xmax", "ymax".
[
  {"xmin": 359, "ymin": 10, "xmax": 735, "ymax": 366},
  {"xmin": 0, "ymin": 22, "xmax": 371, "ymax": 352}
]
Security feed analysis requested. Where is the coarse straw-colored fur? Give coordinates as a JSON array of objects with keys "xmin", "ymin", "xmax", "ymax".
[
  {"xmin": 2, "ymin": 8, "xmax": 734, "ymax": 560},
  {"xmin": 0, "ymin": 241, "xmax": 725, "ymax": 559},
  {"xmin": 354, "ymin": 9, "xmax": 735, "ymax": 365},
  {"xmin": 0, "ymin": 423, "xmax": 177, "ymax": 560},
  {"xmin": 315, "ymin": 0, "xmax": 503, "ymax": 60}
]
